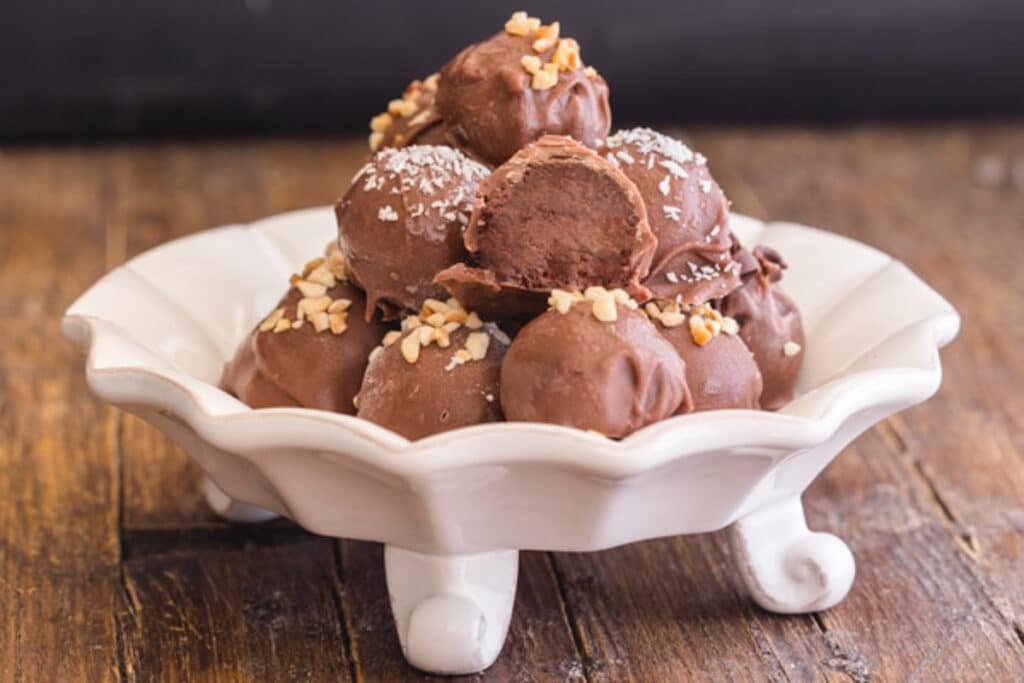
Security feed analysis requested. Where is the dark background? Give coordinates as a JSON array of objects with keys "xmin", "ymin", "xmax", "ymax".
[{"xmin": 3, "ymin": 0, "xmax": 1023, "ymax": 142}]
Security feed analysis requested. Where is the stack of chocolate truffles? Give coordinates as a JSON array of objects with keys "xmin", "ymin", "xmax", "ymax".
[{"xmin": 221, "ymin": 12, "xmax": 806, "ymax": 440}]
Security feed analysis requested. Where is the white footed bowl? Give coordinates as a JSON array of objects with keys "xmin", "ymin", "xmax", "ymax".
[{"xmin": 63, "ymin": 207, "xmax": 959, "ymax": 675}]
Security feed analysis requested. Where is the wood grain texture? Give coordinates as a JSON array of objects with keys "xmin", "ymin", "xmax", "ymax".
[
  {"xmin": 0, "ymin": 149, "xmax": 123, "ymax": 681},
  {"xmin": 1, "ymin": 126, "xmax": 1022, "ymax": 681}
]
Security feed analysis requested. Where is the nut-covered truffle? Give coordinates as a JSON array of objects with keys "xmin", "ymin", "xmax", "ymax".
[
  {"xmin": 356, "ymin": 298, "xmax": 510, "ymax": 440},
  {"xmin": 437, "ymin": 135, "xmax": 656, "ymax": 319},
  {"xmin": 336, "ymin": 145, "xmax": 490, "ymax": 318},
  {"xmin": 500, "ymin": 289, "xmax": 690, "ymax": 437},
  {"xmin": 368, "ymin": 73, "xmax": 451, "ymax": 152},
  {"xmin": 646, "ymin": 301, "xmax": 762, "ymax": 411},
  {"xmin": 220, "ymin": 248, "xmax": 387, "ymax": 413},
  {"xmin": 720, "ymin": 245, "xmax": 804, "ymax": 410},
  {"xmin": 599, "ymin": 128, "xmax": 742, "ymax": 304},
  {"xmin": 436, "ymin": 12, "xmax": 611, "ymax": 166}
]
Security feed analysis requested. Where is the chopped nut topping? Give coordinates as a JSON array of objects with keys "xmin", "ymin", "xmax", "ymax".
[
  {"xmin": 370, "ymin": 113, "xmax": 392, "ymax": 132},
  {"xmin": 549, "ymin": 287, "xmax": 637, "ymax": 322},
  {"xmin": 256, "ymin": 247, "xmax": 355, "ymax": 338},
  {"xmin": 432, "ymin": 327, "xmax": 452, "ymax": 348},
  {"xmin": 387, "ymin": 98, "xmax": 417, "ymax": 118},
  {"xmin": 417, "ymin": 325, "xmax": 435, "ymax": 346},
  {"xmin": 521, "ymin": 55, "xmax": 542, "ymax": 74},
  {"xmin": 306, "ymin": 265, "xmax": 337, "ymax": 288},
  {"xmin": 382, "ymin": 297, "xmax": 505, "ymax": 366},
  {"xmin": 444, "ymin": 309, "xmax": 468, "ymax": 324},
  {"xmin": 369, "ymin": 131, "xmax": 385, "ymax": 152},
  {"xmin": 583, "ymin": 65, "xmax": 598, "ymax": 79},
  {"xmin": 329, "ymin": 314, "xmax": 347, "ymax": 335},
  {"xmin": 689, "ymin": 314, "xmax": 713, "ymax": 346},
  {"xmin": 587, "ymin": 288, "xmax": 618, "ymax": 322},
  {"xmin": 659, "ymin": 311, "xmax": 686, "ymax": 328},
  {"xmin": 308, "ymin": 311, "xmax": 330, "ymax": 333},
  {"xmin": 548, "ymin": 288, "xmax": 583, "ymax": 314},
  {"xmin": 531, "ymin": 63, "xmax": 558, "ymax": 90},
  {"xmin": 466, "ymin": 332, "xmax": 491, "ymax": 360},
  {"xmin": 505, "ymin": 11, "xmax": 540, "ymax": 36},
  {"xmin": 424, "ymin": 312, "xmax": 446, "ymax": 328},
  {"xmin": 326, "ymin": 243, "xmax": 348, "ymax": 281},
  {"xmin": 296, "ymin": 280, "xmax": 327, "ymax": 299},
  {"xmin": 551, "ymin": 38, "xmax": 581, "ymax": 71},
  {"xmin": 532, "ymin": 21, "xmax": 560, "ymax": 52},
  {"xmin": 327, "ymin": 298, "xmax": 351, "ymax": 314},
  {"xmin": 783, "ymin": 341, "xmax": 802, "ymax": 357},
  {"xmin": 259, "ymin": 307, "xmax": 286, "ymax": 332},
  {"xmin": 400, "ymin": 333, "xmax": 421, "ymax": 364},
  {"xmin": 423, "ymin": 73, "xmax": 440, "ymax": 91},
  {"xmin": 643, "ymin": 299, "xmax": 739, "ymax": 344}
]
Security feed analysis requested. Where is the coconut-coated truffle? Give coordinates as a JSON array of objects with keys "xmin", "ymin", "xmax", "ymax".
[
  {"xmin": 599, "ymin": 128, "xmax": 742, "ymax": 305},
  {"xmin": 336, "ymin": 145, "xmax": 489, "ymax": 318}
]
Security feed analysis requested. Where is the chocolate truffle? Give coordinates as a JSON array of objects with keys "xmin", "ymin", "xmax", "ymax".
[
  {"xmin": 220, "ymin": 248, "xmax": 387, "ymax": 413},
  {"xmin": 437, "ymin": 135, "xmax": 656, "ymax": 318},
  {"xmin": 436, "ymin": 12, "xmax": 611, "ymax": 166},
  {"xmin": 599, "ymin": 128, "xmax": 742, "ymax": 304},
  {"xmin": 336, "ymin": 145, "xmax": 490, "ymax": 318},
  {"xmin": 646, "ymin": 301, "xmax": 762, "ymax": 412},
  {"xmin": 356, "ymin": 298, "xmax": 510, "ymax": 440},
  {"xmin": 368, "ymin": 74, "xmax": 450, "ymax": 152},
  {"xmin": 720, "ymin": 246, "xmax": 804, "ymax": 410},
  {"xmin": 500, "ymin": 288, "xmax": 689, "ymax": 438}
]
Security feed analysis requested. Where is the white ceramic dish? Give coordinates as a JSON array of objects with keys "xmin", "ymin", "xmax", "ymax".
[{"xmin": 63, "ymin": 207, "xmax": 959, "ymax": 675}]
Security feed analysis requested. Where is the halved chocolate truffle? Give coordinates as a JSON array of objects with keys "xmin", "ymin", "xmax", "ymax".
[
  {"xmin": 500, "ymin": 288, "xmax": 689, "ymax": 438},
  {"xmin": 220, "ymin": 247, "xmax": 387, "ymax": 413},
  {"xmin": 437, "ymin": 135, "xmax": 656, "ymax": 319},
  {"xmin": 436, "ymin": 12, "xmax": 610, "ymax": 166},
  {"xmin": 356, "ymin": 298, "xmax": 511, "ymax": 440},
  {"xmin": 720, "ymin": 246, "xmax": 804, "ymax": 410},
  {"xmin": 646, "ymin": 301, "xmax": 762, "ymax": 412},
  {"xmin": 599, "ymin": 128, "xmax": 742, "ymax": 304},
  {"xmin": 336, "ymin": 145, "xmax": 490, "ymax": 318}
]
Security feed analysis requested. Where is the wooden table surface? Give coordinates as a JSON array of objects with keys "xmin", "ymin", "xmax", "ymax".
[{"xmin": 2, "ymin": 124, "xmax": 1023, "ymax": 682}]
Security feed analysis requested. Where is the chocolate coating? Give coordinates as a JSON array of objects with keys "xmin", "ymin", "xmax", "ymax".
[
  {"xmin": 500, "ymin": 302, "xmax": 688, "ymax": 437},
  {"xmin": 221, "ymin": 281, "xmax": 387, "ymax": 413},
  {"xmin": 658, "ymin": 319, "xmax": 763, "ymax": 412},
  {"xmin": 434, "ymin": 263, "xmax": 547, "ymax": 321},
  {"xmin": 720, "ymin": 246, "xmax": 804, "ymax": 410},
  {"xmin": 441, "ymin": 135, "xmax": 656, "ymax": 318},
  {"xmin": 356, "ymin": 325, "xmax": 508, "ymax": 440},
  {"xmin": 336, "ymin": 145, "xmax": 490, "ymax": 318},
  {"xmin": 599, "ymin": 128, "xmax": 741, "ymax": 304},
  {"xmin": 436, "ymin": 30, "xmax": 610, "ymax": 166}
]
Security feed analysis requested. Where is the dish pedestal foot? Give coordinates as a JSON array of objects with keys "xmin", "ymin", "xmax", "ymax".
[
  {"xmin": 730, "ymin": 496, "xmax": 855, "ymax": 613},
  {"xmin": 384, "ymin": 546, "xmax": 518, "ymax": 675},
  {"xmin": 202, "ymin": 475, "xmax": 278, "ymax": 523}
]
